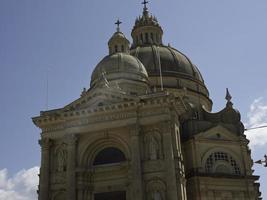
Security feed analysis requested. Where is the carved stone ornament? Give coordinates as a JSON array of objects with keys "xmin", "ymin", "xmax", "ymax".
[
  {"xmin": 65, "ymin": 134, "xmax": 78, "ymax": 146},
  {"xmin": 129, "ymin": 124, "xmax": 141, "ymax": 136},
  {"xmin": 52, "ymin": 172, "xmax": 66, "ymax": 184},
  {"xmin": 144, "ymin": 131, "xmax": 162, "ymax": 160},
  {"xmin": 146, "ymin": 179, "xmax": 166, "ymax": 200},
  {"xmin": 55, "ymin": 144, "xmax": 68, "ymax": 172},
  {"xmin": 38, "ymin": 138, "xmax": 52, "ymax": 150}
]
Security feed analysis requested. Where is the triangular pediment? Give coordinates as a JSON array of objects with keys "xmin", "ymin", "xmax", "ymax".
[
  {"xmin": 194, "ymin": 124, "xmax": 239, "ymax": 142},
  {"xmin": 63, "ymin": 86, "xmax": 137, "ymax": 112}
]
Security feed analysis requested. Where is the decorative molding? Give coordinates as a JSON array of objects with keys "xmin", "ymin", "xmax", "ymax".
[
  {"xmin": 38, "ymin": 138, "xmax": 52, "ymax": 149},
  {"xmin": 33, "ymin": 95, "xmax": 187, "ymax": 132},
  {"xmin": 143, "ymin": 160, "xmax": 164, "ymax": 172},
  {"xmin": 129, "ymin": 124, "xmax": 140, "ymax": 137},
  {"xmin": 51, "ymin": 172, "xmax": 66, "ymax": 184},
  {"xmin": 65, "ymin": 134, "xmax": 78, "ymax": 146}
]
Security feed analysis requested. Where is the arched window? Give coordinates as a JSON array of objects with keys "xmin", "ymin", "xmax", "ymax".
[
  {"xmin": 205, "ymin": 152, "xmax": 240, "ymax": 175},
  {"xmin": 121, "ymin": 45, "xmax": 124, "ymax": 52},
  {"xmin": 93, "ymin": 147, "xmax": 126, "ymax": 165},
  {"xmin": 115, "ymin": 45, "xmax": 118, "ymax": 52}
]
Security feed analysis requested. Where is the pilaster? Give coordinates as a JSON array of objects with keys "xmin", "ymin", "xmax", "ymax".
[
  {"xmin": 39, "ymin": 138, "xmax": 52, "ymax": 200},
  {"xmin": 66, "ymin": 134, "xmax": 78, "ymax": 200},
  {"xmin": 162, "ymin": 121, "xmax": 179, "ymax": 200},
  {"xmin": 129, "ymin": 124, "xmax": 143, "ymax": 200}
]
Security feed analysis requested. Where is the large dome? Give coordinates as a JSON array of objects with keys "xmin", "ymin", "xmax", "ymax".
[
  {"xmin": 130, "ymin": 45, "xmax": 204, "ymax": 83},
  {"xmin": 90, "ymin": 53, "xmax": 148, "ymax": 87}
]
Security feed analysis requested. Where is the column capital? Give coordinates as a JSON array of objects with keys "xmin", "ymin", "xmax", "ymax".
[
  {"xmin": 38, "ymin": 138, "xmax": 52, "ymax": 149},
  {"xmin": 129, "ymin": 124, "xmax": 141, "ymax": 136},
  {"xmin": 65, "ymin": 134, "xmax": 79, "ymax": 146},
  {"xmin": 161, "ymin": 120, "xmax": 172, "ymax": 134}
]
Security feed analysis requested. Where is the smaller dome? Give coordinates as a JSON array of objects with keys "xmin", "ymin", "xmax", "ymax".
[
  {"xmin": 108, "ymin": 31, "xmax": 129, "ymax": 43},
  {"xmin": 90, "ymin": 53, "xmax": 148, "ymax": 87},
  {"xmin": 108, "ymin": 31, "xmax": 130, "ymax": 54}
]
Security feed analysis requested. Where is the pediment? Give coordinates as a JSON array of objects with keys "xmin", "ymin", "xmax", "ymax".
[
  {"xmin": 194, "ymin": 124, "xmax": 239, "ymax": 142},
  {"xmin": 63, "ymin": 86, "xmax": 137, "ymax": 112}
]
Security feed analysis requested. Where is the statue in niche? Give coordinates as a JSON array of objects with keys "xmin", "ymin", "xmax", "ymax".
[
  {"xmin": 56, "ymin": 145, "xmax": 67, "ymax": 172},
  {"xmin": 145, "ymin": 133, "xmax": 160, "ymax": 160},
  {"xmin": 146, "ymin": 180, "xmax": 166, "ymax": 200}
]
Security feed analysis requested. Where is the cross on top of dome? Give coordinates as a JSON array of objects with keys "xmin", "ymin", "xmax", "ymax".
[
  {"xmin": 142, "ymin": 0, "xmax": 149, "ymax": 9},
  {"xmin": 108, "ymin": 19, "xmax": 130, "ymax": 54},
  {"xmin": 115, "ymin": 19, "xmax": 122, "ymax": 32},
  {"xmin": 142, "ymin": 0, "xmax": 149, "ymax": 16}
]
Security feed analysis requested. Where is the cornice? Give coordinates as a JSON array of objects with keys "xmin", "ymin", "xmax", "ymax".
[{"xmin": 32, "ymin": 92, "xmax": 187, "ymax": 133}]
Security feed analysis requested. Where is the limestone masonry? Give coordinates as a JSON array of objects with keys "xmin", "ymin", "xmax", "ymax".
[{"xmin": 33, "ymin": 2, "xmax": 261, "ymax": 200}]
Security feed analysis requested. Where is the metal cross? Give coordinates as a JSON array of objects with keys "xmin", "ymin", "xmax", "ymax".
[
  {"xmin": 115, "ymin": 19, "xmax": 122, "ymax": 32},
  {"xmin": 142, "ymin": 0, "xmax": 149, "ymax": 8}
]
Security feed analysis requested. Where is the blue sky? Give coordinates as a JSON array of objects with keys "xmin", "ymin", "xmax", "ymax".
[{"xmin": 0, "ymin": 0, "xmax": 267, "ymax": 199}]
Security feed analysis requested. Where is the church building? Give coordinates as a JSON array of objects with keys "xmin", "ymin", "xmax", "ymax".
[{"xmin": 33, "ymin": 2, "xmax": 261, "ymax": 200}]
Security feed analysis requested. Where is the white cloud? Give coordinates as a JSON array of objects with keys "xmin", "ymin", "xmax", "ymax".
[
  {"xmin": 0, "ymin": 167, "xmax": 39, "ymax": 200},
  {"xmin": 245, "ymin": 97, "xmax": 267, "ymax": 147}
]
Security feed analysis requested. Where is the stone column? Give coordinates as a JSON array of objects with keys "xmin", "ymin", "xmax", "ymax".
[
  {"xmin": 38, "ymin": 138, "xmax": 52, "ymax": 200},
  {"xmin": 162, "ymin": 121, "xmax": 179, "ymax": 200},
  {"xmin": 129, "ymin": 124, "xmax": 143, "ymax": 200},
  {"xmin": 67, "ymin": 134, "xmax": 78, "ymax": 200}
]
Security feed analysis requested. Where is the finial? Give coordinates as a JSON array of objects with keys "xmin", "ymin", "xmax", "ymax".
[
  {"xmin": 225, "ymin": 88, "xmax": 232, "ymax": 102},
  {"xmin": 142, "ymin": 0, "xmax": 149, "ymax": 15},
  {"xmin": 142, "ymin": 0, "xmax": 149, "ymax": 8},
  {"xmin": 115, "ymin": 19, "xmax": 122, "ymax": 32},
  {"xmin": 225, "ymin": 88, "xmax": 233, "ymax": 107}
]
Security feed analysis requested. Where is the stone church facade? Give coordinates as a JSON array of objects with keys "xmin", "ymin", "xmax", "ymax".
[{"xmin": 33, "ymin": 3, "xmax": 261, "ymax": 200}]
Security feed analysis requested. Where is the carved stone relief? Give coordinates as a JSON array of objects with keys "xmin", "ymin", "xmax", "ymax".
[
  {"xmin": 54, "ymin": 144, "xmax": 68, "ymax": 173},
  {"xmin": 51, "ymin": 172, "xmax": 66, "ymax": 184},
  {"xmin": 144, "ymin": 130, "xmax": 163, "ymax": 160}
]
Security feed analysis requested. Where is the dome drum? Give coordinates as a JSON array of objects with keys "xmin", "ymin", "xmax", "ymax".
[{"xmin": 131, "ymin": 26, "xmax": 163, "ymax": 46}]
